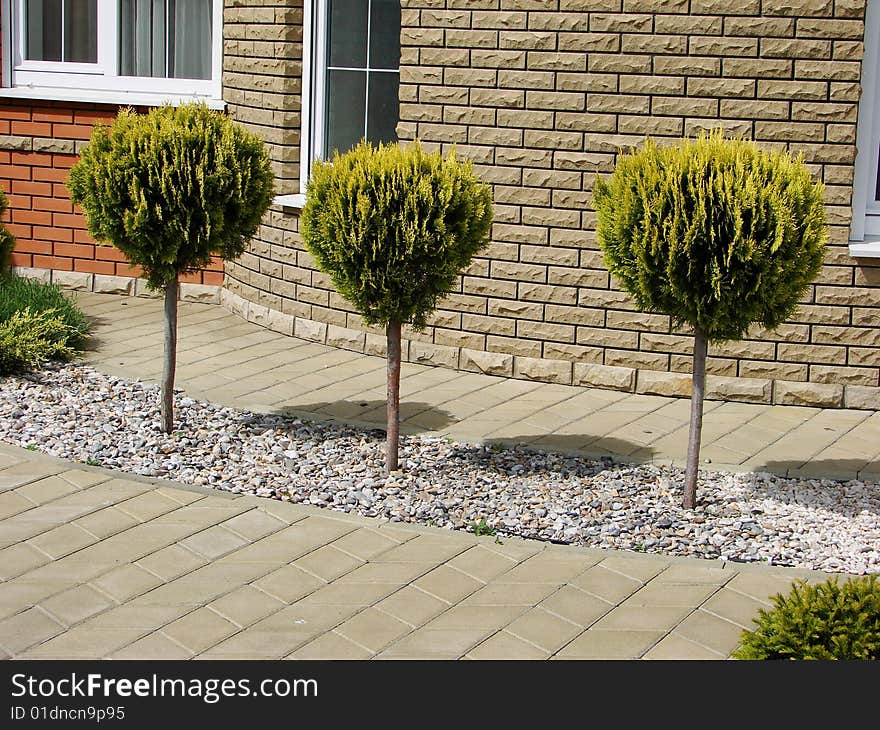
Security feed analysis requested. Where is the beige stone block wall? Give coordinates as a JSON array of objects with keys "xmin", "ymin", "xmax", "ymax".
[{"xmin": 223, "ymin": 0, "xmax": 880, "ymax": 409}]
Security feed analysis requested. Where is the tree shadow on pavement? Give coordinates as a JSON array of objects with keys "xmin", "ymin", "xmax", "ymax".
[
  {"xmin": 269, "ymin": 399, "xmax": 457, "ymax": 435},
  {"xmin": 445, "ymin": 434, "xmax": 658, "ymax": 479}
]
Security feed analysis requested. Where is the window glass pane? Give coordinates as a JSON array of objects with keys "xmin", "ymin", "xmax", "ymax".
[
  {"xmin": 26, "ymin": 0, "xmax": 62, "ymax": 62},
  {"xmin": 328, "ymin": 0, "xmax": 367, "ymax": 68},
  {"xmin": 367, "ymin": 72, "xmax": 399, "ymax": 145},
  {"xmin": 169, "ymin": 0, "xmax": 213, "ymax": 79},
  {"xmin": 120, "ymin": 0, "xmax": 212, "ymax": 80},
  {"xmin": 369, "ymin": 0, "xmax": 400, "ymax": 70},
  {"xmin": 64, "ymin": 0, "xmax": 97, "ymax": 62},
  {"xmin": 327, "ymin": 69, "xmax": 366, "ymax": 155}
]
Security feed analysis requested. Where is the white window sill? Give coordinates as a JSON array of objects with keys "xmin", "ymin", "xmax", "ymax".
[
  {"xmin": 273, "ymin": 193, "xmax": 306, "ymax": 211},
  {"xmin": 0, "ymin": 86, "xmax": 225, "ymax": 110},
  {"xmin": 849, "ymin": 239, "xmax": 880, "ymax": 258}
]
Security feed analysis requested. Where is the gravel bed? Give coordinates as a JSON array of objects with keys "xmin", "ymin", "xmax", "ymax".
[{"xmin": 2, "ymin": 363, "xmax": 879, "ymax": 575}]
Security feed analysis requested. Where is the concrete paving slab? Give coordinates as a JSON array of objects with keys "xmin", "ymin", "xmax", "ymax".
[{"xmin": 467, "ymin": 630, "xmax": 551, "ymax": 659}]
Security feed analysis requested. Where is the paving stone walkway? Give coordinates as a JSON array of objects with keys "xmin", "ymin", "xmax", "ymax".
[
  {"xmin": 0, "ymin": 292, "xmax": 867, "ymax": 659},
  {"xmin": 0, "ymin": 444, "xmax": 825, "ymax": 660},
  {"xmin": 77, "ymin": 292, "xmax": 880, "ymax": 481}
]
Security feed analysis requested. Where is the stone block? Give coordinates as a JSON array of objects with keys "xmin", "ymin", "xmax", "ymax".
[
  {"xmin": 179, "ymin": 283, "xmax": 221, "ymax": 304},
  {"xmin": 774, "ymin": 380, "xmax": 844, "ymax": 408},
  {"xmin": 246, "ymin": 303, "xmax": 271, "ymax": 328},
  {"xmin": 408, "ymin": 341, "xmax": 459, "ymax": 369},
  {"xmin": 134, "ymin": 278, "xmax": 161, "ymax": 298},
  {"xmin": 12, "ymin": 267, "xmax": 51, "ymax": 283},
  {"xmin": 573, "ymin": 363, "xmax": 635, "ymax": 392},
  {"xmin": 364, "ymin": 333, "xmax": 388, "ymax": 357},
  {"xmin": 460, "ymin": 348, "xmax": 514, "ymax": 377},
  {"xmin": 225, "ymin": 291, "xmax": 250, "ymax": 320},
  {"xmin": 326, "ymin": 325, "xmax": 366, "ymax": 352},
  {"xmin": 51, "ymin": 270, "xmax": 94, "ymax": 291},
  {"xmin": 843, "ymin": 385, "xmax": 880, "ymax": 410},
  {"xmin": 705, "ymin": 375, "xmax": 772, "ymax": 404},
  {"xmin": 513, "ymin": 356, "xmax": 572, "ymax": 385},
  {"xmin": 266, "ymin": 309, "xmax": 294, "ymax": 337},
  {"xmin": 636, "ymin": 370, "xmax": 692, "ymax": 397},
  {"xmin": 294, "ymin": 318, "xmax": 327, "ymax": 343},
  {"xmin": 93, "ymin": 275, "xmax": 135, "ymax": 295}
]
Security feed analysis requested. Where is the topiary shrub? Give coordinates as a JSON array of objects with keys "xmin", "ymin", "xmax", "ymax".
[
  {"xmin": 733, "ymin": 576, "xmax": 880, "ymax": 660},
  {"xmin": 0, "ymin": 308, "xmax": 78, "ymax": 375},
  {"xmin": 301, "ymin": 141, "xmax": 493, "ymax": 473},
  {"xmin": 68, "ymin": 102, "xmax": 275, "ymax": 433},
  {"xmin": 594, "ymin": 131, "xmax": 827, "ymax": 508}
]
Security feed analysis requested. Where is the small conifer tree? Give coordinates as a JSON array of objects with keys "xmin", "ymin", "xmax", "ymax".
[
  {"xmin": 301, "ymin": 141, "xmax": 493, "ymax": 473},
  {"xmin": 594, "ymin": 132, "xmax": 826, "ymax": 508},
  {"xmin": 68, "ymin": 103, "xmax": 274, "ymax": 433}
]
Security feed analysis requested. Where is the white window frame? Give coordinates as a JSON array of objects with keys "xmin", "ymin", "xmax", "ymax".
[
  {"xmin": 0, "ymin": 0, "xmax": 223, "ymax": 108},
  {"xmin": 278, "ymin": 0, "xmax": 397, "ymax": 208},
  {"xmin": 851, "ymin": 0, "xmax": 880, "ymax": 255}
]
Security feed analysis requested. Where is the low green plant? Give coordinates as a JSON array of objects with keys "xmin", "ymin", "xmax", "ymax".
[
  {"xmin": 469, "ymin": 518, "xmax": 497, "ymax": 537},
  {"xmin": 0, "ymin": 276, "xmax": 90, "ymax": 346},
  {"xmin": 0, "ymin": 187, "xmax": 14, "ymax": 273},
  {"xmin": 733, "ymin": 576, "xmax": 880, "ymax": 660},
  {"xmin": 0, "ymin": 308, "xmax": 79, "ymax": 374}
]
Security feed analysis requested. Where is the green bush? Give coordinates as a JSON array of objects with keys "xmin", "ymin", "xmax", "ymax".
[
  {"xmin": 733, "ymin": 576, "xmax": 880, "ymax": 660},
  {"xmin": 594, "ymin": 132, "xmax": 827, "ymax": 507},
  {"xmin": 301, "ymin": 141, "xmax": 493, "ymax": 472},
  {"xmin": 68, "ymin": 102, "xmax": 275, "ymax": 432},
  {"xmin": 0, "ymin": 308, "xmax": 78, "ymax": 375},
  {"xmin": 0, "ymin": 276, "xmax": 90, "ymax": 348},
  {"xmin": 68, "ymin": 102, "xmax": 274, "ymax": 290},
  {"xmin": 302, "ymin": 141, "xmax": 493, "ymax": 330},
  {"xmin": 594, "ymin": 131, "xmax": 826, "ymax": 341},
  {"xmin": 0, "ymin": 188, "xmax": 15, "ymax": 273}
]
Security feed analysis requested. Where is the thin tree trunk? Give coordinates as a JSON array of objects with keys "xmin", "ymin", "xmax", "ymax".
[
  {"xmin": 161, "ymin": 279, "xmax": 179, "ymax": 435},
  {"xmin": 386, "ymin": 319, "xmax": 402, "ymax": 474},
  {"xmin": 684, "ymin": 325, "xmax": 708, "ymax": 509}
]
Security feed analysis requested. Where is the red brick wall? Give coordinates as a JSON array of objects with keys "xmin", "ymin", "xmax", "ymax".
[{"xmin": 0, "ymin": 99, "xmax": 224, "ymax": 286}]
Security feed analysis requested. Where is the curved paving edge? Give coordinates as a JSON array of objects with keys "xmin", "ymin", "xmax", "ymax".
[{"xmin": 0, "ymin": 443, "xmax": 828, "ymax": 660}]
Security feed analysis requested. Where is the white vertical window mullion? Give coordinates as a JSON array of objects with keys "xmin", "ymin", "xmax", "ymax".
[
  {"xmin": 852, "ymin": 0, "xmax": 880, "ymax": 241},
  {"xmin": 211, "ymin": 0, "xmax": 222, "ymax": 98},
  {"xmin": 99, "ymin": 0, "xmax": 119, "ymax": 77},
  {"xmin": 299, "ymin": 0, "xmax": 315, "ymax": 192},
  {"xmin": 312, "ymin": 0, "xmax": 328, "ymax": 165},
  {"xmin": 15, "ymin": 0, "xmax": 29, "ymax": 64},
  {"xmin": 60, "ymin": 0, "xmax": 66, "ymax": 61},
  {"xmin": 364, "ymin": 0, "xmax": 371, "ymax": 141}
]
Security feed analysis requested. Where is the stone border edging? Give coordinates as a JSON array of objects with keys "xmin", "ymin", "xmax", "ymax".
[{"xmin": 217, "ymin": 288, "xmax": 879, "ymax": 412}]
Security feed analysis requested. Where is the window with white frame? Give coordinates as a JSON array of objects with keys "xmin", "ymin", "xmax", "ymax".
[
  {"xmin": 1, "ymin": 0, "xmax": 222, "ymax": 104},
  {"xmin": 300, "ymin": 0, "xmax": 400, "ymax": 190},
  {"xmin": 852, "ymin": 0, "xmax": 880, "ymax": 254}
]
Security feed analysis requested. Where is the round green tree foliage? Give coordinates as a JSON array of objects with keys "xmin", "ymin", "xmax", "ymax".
[
  {"xmin": 301, "ymin": 141, "xmax": 494, "ymax": 330},
  {"xmin": 68, "ymin": 103, "xmax": 274, "ymax": 288},
  {"xmin": 733, "ymin": 576, "xmax": 880, "ymax": 660},
  {"xmin": 593, "ymin": 132, "xmax": 827, "ymax": 341}
]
